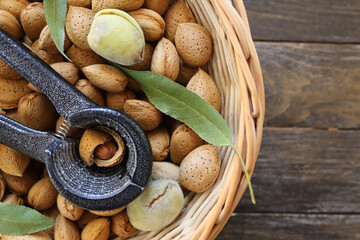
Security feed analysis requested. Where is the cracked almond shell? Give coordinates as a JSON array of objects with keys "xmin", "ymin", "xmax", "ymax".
[{"xmin": 79, "ymin": 127, "xmax": 125, "ymax": 167}]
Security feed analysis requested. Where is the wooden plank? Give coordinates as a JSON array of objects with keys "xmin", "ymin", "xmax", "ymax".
[
  {"xmin": 243, "ymin": 0, "xmax": 360, "ymax": 43},
  {"xmin": 217, "ymin": 213, "xmax": 360, "ymax": 240},
  {"xmin": 257, "ymin": 42, "xmax": 360, "ymax": 128},
  {"xmin": 236, "ymin": 128, "xmax": 360, "ymax": 213}
]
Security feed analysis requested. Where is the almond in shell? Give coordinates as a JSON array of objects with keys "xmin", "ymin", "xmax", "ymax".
[
  {"xmin": 66, "ymin": 45, "xmax": 106, "ymax": 68},
  {"xmin": 180, "ymin": 144, "xmax": 220, "ymax": 193},
  {"xmin": 0, "ymin": 10, "xmax": 24, "ymax": 39},
  {"xmin": 111, "ymin": 210, "xmax": 137, "ymax": 238},
  {"xmin": 106, "ymin": 90, "xmax": 136, "ymax": 112},
  {"xmin": 65, "ymin": 6, "xmax": 95, "ymax": 50},
  {"xmin": 31, "ymin": 40, "xmax": 64, "ymax": 64},
  {"xmin": 144, "ymin": 0, "xmax": 170, "ymax": 15},
  {"xmin": 75, "ymin": 79, "xmax": 105, "ymax": 106},
  {"xmin": 82, "ymin": 64, "xmax": 128, "ymax": 93},
  {"xmin": 170, "ymin": 124, "xmax": 203, "ymax": 165},
  {"xmin": 147, "ymin": 126, "xmax": 170, "ymax": 161},
  {"xmin": 0, "ymin": 78, "xmax": 32, "ymax": 110},
  {"xmin": 38, "ymin": 25, "xmax": 72, "ymax": 54},
  {"xmin": 0, "ymin": 59, "xmax": 22, "ymax": 80},
  {"xmin": 92, "ymin": 0, "xmax": 144, "ymax": 12},
  {"xmin": 151, "ymin": 161, "xmax": 180, "ymax": 186},
  {"xmin": 57, "ymin": 193, "xmax": 84, "ymax": 221},
  {"xmin": 0, "ymin": 0, "xmax": 30, "ymax": 20},
  {"xmin": 128, "ymin": 42, "xmax": 154, "ymax": 71},
  {"xmin": 28, "ymin": 176, "xmax": 58, "ymax": 210},
  {"xmin": 0, "ymin": 144, "xmax": 30, "ymax": 177},
  {"xmin": 50, "ymin": 62, "xmax": 79, "ymax": 85},
  {"xmin": 81, "ymin": 218, "xmax": 110, "ymax": 240},
  {"xmin": 186, "ymin": 68, "xmax": 221, "ymax": 112},
  {"xmin": 164, "ymin": 0, "xmax": 195, "ymax": 42},
  {"xmin": 2, "ymin": 193, "xmax": 24, "ymax": 205},
  {"xmin": 124, "ymin": 99, "xmax": 163, "ymax": 131},
  {"xmin": 2, "ymin": 166, "xmax": 38, "ymax": 195},
  {"xmin": 151, "ymin": 37, "xmax": 179, "ymax": 81},
  {"xmin": 20, "ymin": 2, "xmax": 46, "ymax": 41},
  {"xmin": 129, "ymin": 8, "xmax": 165, "ymax": 42},
  {"xmin": 54, "ymin": 214, "xmax": 81, "ymax": 240},
  {"xmin": 175, "ymin": 23, "xmax": 213, "ymax": 67},
  {"xmin": 17, "ymin": 92, "xmax": 58, "ymax": 131}
]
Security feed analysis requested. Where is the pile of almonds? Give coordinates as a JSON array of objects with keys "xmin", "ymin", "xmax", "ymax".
[{"xmin": 0, "ymin": 0, "xmax": 223, "ymax": 239}]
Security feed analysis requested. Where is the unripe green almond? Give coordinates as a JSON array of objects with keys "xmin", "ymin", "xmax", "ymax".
[
  {"xmin": 127, "ymin": 179, "xmax": 184, "ymax": 231},
  {"xmin": 87, "ymin": 9, "xmax": 145, "ymax": 66}
]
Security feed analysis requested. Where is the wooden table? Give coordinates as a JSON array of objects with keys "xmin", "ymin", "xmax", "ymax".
[{"xmin": 217, "ymin": 1, "xmax": 360, "ymax": 239}]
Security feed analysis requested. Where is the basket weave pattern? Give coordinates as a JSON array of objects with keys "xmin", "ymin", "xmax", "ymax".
[{"xmin": 126, "ymin": 0, "xmax": 265, "ymax": 239}]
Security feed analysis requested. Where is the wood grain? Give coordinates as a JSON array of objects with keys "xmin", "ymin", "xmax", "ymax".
[
  {"xmin": 244, "ymin": 0, "xmax": 360, "ymax": 43},
  {"xmin": 217, "ymin": 213, "xmax": 360, "ymax": 240},
  {"xmin": 236, "ymin": 128, "xmax": 360, "ymax": 213},
  {"xmin": 257, "ymin": 42, "xmax": 360, "ymax": 128}
]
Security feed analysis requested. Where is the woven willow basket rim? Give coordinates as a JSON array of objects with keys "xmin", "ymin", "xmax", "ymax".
[{"xmin": 122, "ymin": 0, "xmax": 265, "ymax": 239}]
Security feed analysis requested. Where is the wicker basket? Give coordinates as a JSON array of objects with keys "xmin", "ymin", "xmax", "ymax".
[{"xmin": 124, "ymin": 0, "xmax": 265, "ymax": 239}]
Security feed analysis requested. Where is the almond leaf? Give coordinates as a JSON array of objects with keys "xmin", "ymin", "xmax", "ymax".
[
  {"xmin": 43, "ymin": 0, "xmax": 70, "ymax": 61},
  {"xmin": 0, "ymin": 202, "xmax": 55, "ymax": 236}
]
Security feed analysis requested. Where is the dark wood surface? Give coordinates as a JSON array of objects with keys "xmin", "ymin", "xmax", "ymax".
[
  {"xmin": 218, "ymin": 213, "xmax": 360, "ymax": 240},
  {"xmin": 258, "ymin": 42, "xmax": 360, "ymax": 128},
  {"xmin": 236, "ymin": 129, "xmax": 360, "ymax": 213},
  {"xmin": 243, "ymin": 0, "xmax": 360, "ymax": 43},
  {"xmin": 218, "ymin": 0, "xmax": 360, "ymax": 239}
]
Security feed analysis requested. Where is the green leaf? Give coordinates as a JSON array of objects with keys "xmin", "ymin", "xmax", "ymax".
[
  {"xmin": 0, "ymin": 202, "xmax": 55, "ymax": 236},
  {"xmin": 116, "ymin": 66, "xmax": 255, "ymax": 203},
  {"xmin": 43, "ymin": 0, "xmax": 70, "ymax": 61}
]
